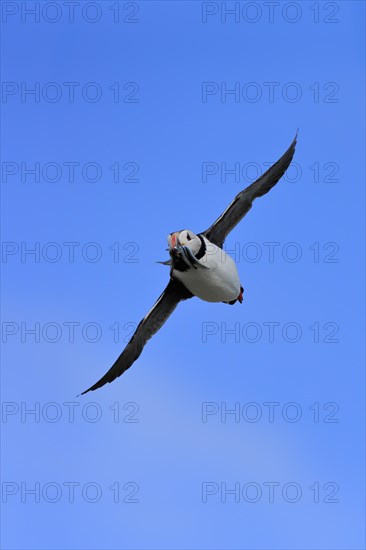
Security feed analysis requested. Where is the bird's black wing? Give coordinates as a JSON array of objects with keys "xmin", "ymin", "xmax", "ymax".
[
  {"xmin": 202, "ymin": 133, "xmax": 298, "ymax": 248},
  {"xmin": 81, "ymin": 278, "xmax": 193, "ymax": 394}
]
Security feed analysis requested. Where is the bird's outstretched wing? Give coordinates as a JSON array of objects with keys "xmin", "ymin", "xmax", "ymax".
[
  {"xmin": 202, "ymin": 133, "xmax": 298, "ymax": 248},
  {"xmin": 81, "ymin": 278, "xmax": 193, "ymax": 394}
]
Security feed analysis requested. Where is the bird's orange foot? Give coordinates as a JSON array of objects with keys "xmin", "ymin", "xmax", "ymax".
[{"xmin": 238, "ymin": 287, "xmax": 244, "ymax": 304}]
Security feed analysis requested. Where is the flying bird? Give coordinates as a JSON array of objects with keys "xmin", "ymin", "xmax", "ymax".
[{"xmin": 81, "ymin": 133, "xmax": 297, "ymax": 394}]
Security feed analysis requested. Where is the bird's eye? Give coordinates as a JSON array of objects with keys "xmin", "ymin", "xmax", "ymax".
[{"xmin": 186, "ymin": 233, "xmax": 192, "ymax": 241}]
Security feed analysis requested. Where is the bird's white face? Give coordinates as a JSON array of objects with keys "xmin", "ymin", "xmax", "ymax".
[{"xmin": 168, "ymin": 230, "xmax": 201, "ymax": 255}]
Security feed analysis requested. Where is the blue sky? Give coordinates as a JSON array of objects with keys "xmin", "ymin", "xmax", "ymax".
[{"xmin": 1, "ymin": 1, "xmax": 365, "ymax": 549}]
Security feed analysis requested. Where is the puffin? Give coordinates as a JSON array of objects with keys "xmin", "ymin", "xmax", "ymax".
[{"xmin": 81, "ymin": 133, "xmax": 297, "ymax": 394}]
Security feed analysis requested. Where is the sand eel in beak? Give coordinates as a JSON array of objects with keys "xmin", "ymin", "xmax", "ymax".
[
  {"xmin": 81, "ymin": 133, "xmax": 297, "ymax": 394},
  {"xmin": 168, "ymin": 230, "xmax": 210, "ymax": 271}
]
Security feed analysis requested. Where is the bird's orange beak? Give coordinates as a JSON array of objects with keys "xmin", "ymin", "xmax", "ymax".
[{"xmin": 171, "ymin": 233, "xmax": 179, "ymax": 248}]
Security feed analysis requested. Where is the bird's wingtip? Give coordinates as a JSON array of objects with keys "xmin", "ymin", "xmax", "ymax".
[
  {"xmin": 288, "ymin": 130, "xmax": 298, "ymax": 151},
  {"xmin": 77, "ymin": 388, "xmax": 91, "ymax": 397}
]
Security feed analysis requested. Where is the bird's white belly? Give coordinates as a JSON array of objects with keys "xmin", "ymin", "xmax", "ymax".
[{"xmin": 173, "ymin": 242, "xmax": 241, "ymax": 303}]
